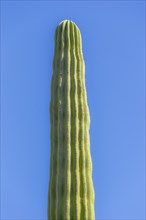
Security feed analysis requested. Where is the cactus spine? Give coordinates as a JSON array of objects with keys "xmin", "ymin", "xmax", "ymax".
[{"xmin": 48, "ymin": 20, "xmax": 95, "ymax": 220}]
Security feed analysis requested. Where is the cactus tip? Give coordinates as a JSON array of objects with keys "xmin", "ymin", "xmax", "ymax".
[{"xmin": 58, "ymin": 19, "xmax": 79, "ymax": 30}]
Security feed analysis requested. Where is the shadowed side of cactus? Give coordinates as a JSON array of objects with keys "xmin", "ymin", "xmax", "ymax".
[{"xmin": 48, "ymin": 20, "xmax": 95, "ymax": 220}]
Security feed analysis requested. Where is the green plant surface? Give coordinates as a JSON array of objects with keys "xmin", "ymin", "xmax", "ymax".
[{"xmin": 48, "ymin": 20, "xmax": 95, "ymax": 220}]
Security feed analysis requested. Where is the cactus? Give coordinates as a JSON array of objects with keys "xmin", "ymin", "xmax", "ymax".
[{"xmin": 48, "ymin": 20, "xmax": 95, "ymax": 220}]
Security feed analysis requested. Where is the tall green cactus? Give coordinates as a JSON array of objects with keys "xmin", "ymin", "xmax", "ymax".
[{"xmin": 48, "ymin": 20, "xmax": 95, "ymax": 220}]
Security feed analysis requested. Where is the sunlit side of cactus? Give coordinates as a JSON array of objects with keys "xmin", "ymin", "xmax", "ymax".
[{"xmin": 48, "ymin": 20, "xmax": 95, "ymax": 220}]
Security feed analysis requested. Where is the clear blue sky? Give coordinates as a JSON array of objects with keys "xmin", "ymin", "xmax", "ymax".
[{"xmin": 1, "ymin": 1, "xmax": 145, "ymax": 219}]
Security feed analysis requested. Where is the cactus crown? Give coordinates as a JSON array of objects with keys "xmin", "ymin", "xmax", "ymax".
[{"xmin": 48, "ymin": 20, "xmax": 95, "ymax": 220}]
